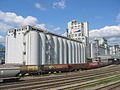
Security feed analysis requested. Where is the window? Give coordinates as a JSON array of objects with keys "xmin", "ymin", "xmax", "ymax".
[
  {"xmin": 78, "ymin": 38, "xmax": 80, "ymax": 40},
  {"xmin": 68, "ymin": 35, "xmax": 71, "ymax": 37},
  {"xmin": 32, "ymin": 28, "xmax": 36, "ymax": 30},
  {"xmin": 75, "ymin": 34, "xmax": 77, "ymax": 36},
  {"xmin": 23, "ymin": 42, "xmax": 26, "ymax": 45},
  {"xmin": 23, "ymin": 51, "xmax": 26, "ymax": 55},
  {"xmin": 82, "ymin": 37, "xmax": 85, "ymax": 40}
]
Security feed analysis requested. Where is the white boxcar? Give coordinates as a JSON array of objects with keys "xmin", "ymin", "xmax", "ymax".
[{"xmin": 5, "ymin": 26, "xmax": 86, "ymax": 66}]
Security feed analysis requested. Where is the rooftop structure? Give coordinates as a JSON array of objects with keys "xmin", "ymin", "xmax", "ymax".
[{"xmin": 67, "ymin": 20, "xmax": 89, "ymax": 42}]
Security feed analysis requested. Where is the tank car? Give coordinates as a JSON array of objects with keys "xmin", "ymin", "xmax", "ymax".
[{"xmin": 0, "ymin": 66, "xmax": 20, "ymax": 82}]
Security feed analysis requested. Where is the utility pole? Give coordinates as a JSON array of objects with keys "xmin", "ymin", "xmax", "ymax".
[{"xmin": 66, "ymin": 28, "xmax": 68, "ymax": 37}]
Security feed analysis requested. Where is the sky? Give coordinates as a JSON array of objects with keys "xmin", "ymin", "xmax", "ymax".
[{"xmin": 0, "ymin": 0, "xmax": 120, "ymax": 45}]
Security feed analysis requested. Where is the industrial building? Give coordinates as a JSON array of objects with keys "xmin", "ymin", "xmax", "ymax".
[
  {"xmin": 89, "ymin": 38, "xmax": 110, "ymax": 58},
  {"xmin": 67, "ymin": 20, "xmax": 90, "ymax": 58},
  {"xmin": 110, "ymin": 45, "xmax": 120, "ymax": 56},
  {"xmin": 5, "ymin": 20, "xmax": 120, "ymax": 67},
  {"xmin": 0, "ymin": 48, "xmax": 5, "ymax": 64},
  {"xmin": 67, "ymin": 20, "xmax": 89, "ymax": 42},
  {"xmin": 89, "ymin": 37, "xmax": 120, "ymax": 60},
  {"xmin": 67, "ymin": 20, "xmax": 120, "ymax": 60},
  {"xmin": 5, "ymin": 25, "xmax": 86, "ymax": 66}
]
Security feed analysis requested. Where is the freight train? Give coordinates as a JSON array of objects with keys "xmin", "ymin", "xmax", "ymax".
[
  {"xmin": 0, "ymin": 58, "xmax": 118, "ymax": 80},
  {"xmin": 0, "ymin": 58, "xmax": 118, "ymax": 82},
  {"xmin": 19, "ymin": 59, "xmax": 114, "ymax": 75}
]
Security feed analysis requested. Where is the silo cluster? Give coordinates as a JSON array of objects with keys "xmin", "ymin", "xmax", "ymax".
[{"xmin": 5, "ymin": 26, "xmax": 86, "ymax": 66}]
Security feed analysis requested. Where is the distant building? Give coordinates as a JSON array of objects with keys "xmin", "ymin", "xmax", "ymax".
[
  {"xmin": 67, "ymin": 20, "xmax": 90, "ymax": 58},
  {"xmin": 90, "ymin": 37, "xmax": 110, "ymax": 59},
  {"xmin": 67, "ymin": 20, "xmax": 89, "ymax": 42},
  {"xmin": 89, "ymin": 42, "xmax": 96, "ymax": 58},
  {"xmin": 0, "ymin": 48, "xmax": 5, "ymax": 64},
  {"xmin": 110, "ymin": 45, "xmax": 120, "ymax": 56}
]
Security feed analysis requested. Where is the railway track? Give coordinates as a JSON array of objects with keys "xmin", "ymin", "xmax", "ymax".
[
  {"xmin": 0, "ymin": 65, "xmax": 118, "ymax": 85},
  {"xmin": 57, "ymin": 74, "xmax": 120, "ymax": 90},
  {"xmin": 95, "ymin": 80, "xmax": 120, "ymax": 90},
  {"xmin": 1, "ymin": 71, "xmax": 120, "ymax": 90},
  {"xmin": 0, "ymin": 65, "xmax": 120, "ymax": 90}
]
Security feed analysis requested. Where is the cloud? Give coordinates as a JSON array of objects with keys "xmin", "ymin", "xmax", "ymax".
[
  {"xmin": 36, "ymin": 24, "xmax": 46, "ymax": 30},
  {"xmin": 35, "ymin": 3, "xmax": 46, "ymax": 11},
  {"xmin": 53, "ymin": 27, "xmax": 61, "ymax": 31},
  {"xmin": 90, "ymin": 13, "xmax": 120, "ymax": 45},
  {"xmin": 0, "ymin": 35, "xmax": 4, "ymax": 42},
  {"xmin": 0, "ymin": 11, "xmax": 62, "ymax": 43},
  {"xmin": 62, "ymin": 32, "xmax": 67, "ymax": 36},
  {"xmin": 0, "ymin": 11, "xmax": 38, "ymax": 26},
  {"xmin": 89, "ymin": 25, "xmax": 120, "ymax": 45},
  {"xmin": 89, "ymin": 25, "xmax": 120, "ymax": 38},
  {"xmin": 0, "ymin": 35, "xmax": 5, "ymax": 44},
  {"xmin": 44, "ymin": 24, "xmax": 62, "ymax": 34},
  {"xmin": 0, "ymin": 11, "xmax": 46, "ymax": 29},
  {"xmin": 0, "ymin": 11, "xmax": 47, "ymax": 43},
  {"xmin": 53, "ymin": 0, "xmax": 66, "ymax": 9},
  {"xmin": 0, "ymin": 22, "xmax": 13, "ymax": 32},
  {"xmin": 107, "ymin": 37, "xmax": 120, "ymax": 45}
]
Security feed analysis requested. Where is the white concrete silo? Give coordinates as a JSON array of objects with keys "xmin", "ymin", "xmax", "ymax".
[
  {"xmin": 75, "ymin": 42, "xmax": 78, "ymax": 64},
  {"xmin": 63, "ymin": 39, "xmax": 67, "ymax": 64},
  {"xmin": 83, "ymin": 44, "xmax": 86, "ymax": 63},
  {"xmin": 40, "ymin": 33, "xmax": 46, "ymax": 65},
  {"xmin": 53, "ymin": 36, "xmax": 59, "ymax": 64},
  {"xmin": 78, "ymin": 43, "xmax": 81, "ymax": 63},
  {"xmin": 81, "ymin": 44, "xmax": 86, "ymax": 63},
  {"xmin": 46, "ymin": 34, "xmax": 55, "ymax": 64},
  {"xmin": 80, "ymin": 44, "xmax": 83, "ymax": 63},
  {"xmin": 27, "ymin": 30, "xmax": 40, "ymax": 65},
  {"xmin": 58, "ymin": 38, "xmax": 64, "ymax": 64},
  {"xmin": 67, "ymin": 40, "xmax": 72, "ymax": 64},
  {"xmin": 77, "ymin": 43, "xmax": 80, "ymax": 64},
  {"xmin": 71, "ymin": 41, "xmax": 75, "ymax": 64}
]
